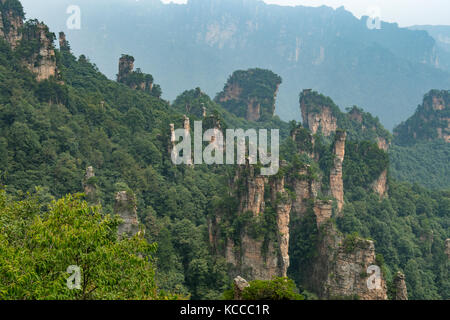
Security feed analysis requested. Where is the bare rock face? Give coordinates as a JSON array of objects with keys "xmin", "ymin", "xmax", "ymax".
[
  {"xmin": 290, "ymin": 167, "xmax": 320, "ymax": 217},
  {"xmin": 114, "ymin": 191, "xmax": 139, "ymax": 238},
  {"xmin": 216, "ymin": 69, "xmax": 281, "ymax": 122},
  {"xmin": 82, "ymin": 166, "xmax": 98, "ymax": 203},
  {"xmin": 59, "ymin": 31, "xmax": 68, "ymax": 49},
  {"xmin": 372, "ymin": 169, "xmax": 388, "ymax": 198},
  {"xmin": 233, "ymin": 276, "xmax": 250, "ymax": 300},
  {"xmin": 394, "ymin": 271, "xmax": 408, "ymax": 300},
  {"xmin": 220, "ymin": 163, "xmax": 289, "ymax": 281},
  {"xmin": 0, "ymin": 1, "xmax": 24, "ymax": 50},
  {"xmin": 309, "ymin": 225, "xmax": 388, "ymax": 300},
  {"xmin": 330, "ymin": 131, "xmax": 346, "ymax": 213},
  {"xmin": 376, "ymin": 137, "xmax": 390, "ymax": 152},
  {"xmin": 22, "ymin": 23, "xmax": 57, "ymax": 81},
  {"xmin": 394, "ymin": 90, "xmax": 450, "ymax": 145},
  {"xmin": 270, "ymin": 176, "xmax": 291, "ymax": 278},
  {"xmin": 300, "ymin": 89, "xmax": 338, "ymax": 137},
  {"xmin": 117, "ymin": 54, "xmax": 135, "ymax": 82},
  {"xmin": 1, "ymin": 0, "xmax": 58, "ymax": 82},
  {"xmin": 313, "ymin": 200, "xmax": 333, "ymax": 228}
]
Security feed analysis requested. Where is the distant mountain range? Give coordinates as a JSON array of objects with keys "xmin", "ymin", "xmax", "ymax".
[{"xmin": 21, "ymin": 0, "xmax": 450, "ymax": 129}]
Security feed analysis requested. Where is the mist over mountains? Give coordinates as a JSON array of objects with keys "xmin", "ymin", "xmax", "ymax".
[{"xmin": 21, "ymin": 0, "xmax": 450, "ymax": 129}]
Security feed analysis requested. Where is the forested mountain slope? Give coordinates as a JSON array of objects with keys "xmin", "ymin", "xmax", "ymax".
[
  {"xmin": 20, "ymin": 0, "xmax": 450, "ymax": 129},
  {"xmin": 0, "ymin": 0, "xmax": 448, "ymax": 300}
]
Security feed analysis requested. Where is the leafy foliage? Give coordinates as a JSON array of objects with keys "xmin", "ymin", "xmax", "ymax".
[{"xmin": 0, "ymin": 191, "xmax": 179, "ymax": 300}]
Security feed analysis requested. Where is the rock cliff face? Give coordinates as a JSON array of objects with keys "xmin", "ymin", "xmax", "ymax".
[
  {"xmin": 117, "ymin": 54, "xmax": 154, "ymax": 92},
  {"xmin": 233, "ymin": 276, "xmax": 250, "ymax": 300},
  {"xmin": 115, "ymin": 191, "xmax": 139, "ymax": 238},
  {"xmin": 21, "ymin": 22, "xmax": 58, "ymax": 81},
  {"xmin": 372, "ymin": 169, "xmax": 388, "ymax": 198},
  {"xmin": 330, "ymin": 131, "xmax": 346, "ymax": 213},
  {"xmin": 313, "ymin": 200, "xmax": 333, "ymax": 228},
  {"xmin": 217, "ymin": 162, "xmax": 290, "ymax": 280},
  {"xmin": 0, "ymin": 2, "xmax": 58, "ymax": 81},
  {"xmin": 300, "ymin": 92, "xmax": 391, "ymax": 149},
  {"xmin": 290, "ymin": 167, "xmax": 320, "ymax": 217},
  {"xmin": 0, "ymin": 0, "xmax": 24, "ymax": 50},
  {"xmin": 215, "ymin": 69, "xmax": 281, "ymax": 121},
  {"xmin": 394, "ymin": 90, "xmax": 450, "ymax": 145},
  {"xmin": 82, "ymin": 166, "xmax": 98, "ymax": 204},
  {"xmin": 394, "ymin": 271, "xmax": 408, "ymax": 300},
  {"xmin": 270, "ymin": 175, "xmax": 291, "ymax": 278},
  {"xmin": 300, "ymin": 89, "xmax": 338, "ymax": 137},
  {"xmin": 308, "ymin": 224, "xmax": 388, "ymax": 300},
  {"xmin": 117, "ymin": 54, "xmax": 135, "ymax": 83}
]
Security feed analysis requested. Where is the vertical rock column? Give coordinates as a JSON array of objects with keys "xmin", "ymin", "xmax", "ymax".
[
  {"xmin": 82, "ymin": 166, "xmax": 98, "ymax": 204},
  {"xmin": 115, "ymin": 191, "xmax": 139, "ymax": 238},
  {"xmin": 270, "ymin": 174, "xmax": 291, "ymax": 278},
  {"xmin": 330, "ymin": 130, "xmax": 346, "ymax": 213},
  {"xmin": 394, "ymin": 272, "xmax": 408, "ymax": 300}
]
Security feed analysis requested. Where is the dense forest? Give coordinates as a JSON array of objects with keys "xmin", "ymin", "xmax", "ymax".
[{"xmin": 0, "ymin": 0, "xmax": 448, "ymax": 300}]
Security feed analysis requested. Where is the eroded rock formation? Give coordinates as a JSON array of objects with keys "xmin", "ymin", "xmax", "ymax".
[
  {"xmin": 372, "ymin": 169, "xmax": 388, "ymax": 198},
  {"xmin": 82, "ymin": 166, "xmax": 98, "ymax": 204},
  {"xmin": 330, "ymin": 130, "xmax": 346, "ymax": 213},
  {"xmin": 117, "ymin": 54, "xmax": 154, "ymax": 92},
  {"xmin": 0, "ymin": 2, "xmax": 57, "ymax": 81},
  {"xmin": 233, "ymin": 276, "xmax": 250, "ymax": 300},
  {"xmin": 21, "ymin": 22, "xmax": 58, "ymax": 81},
  {"xmin": 394, "ymin": 90, "xmax": 450, "ymax": 145},
  {"xmin": 115, "ymin": 190, "xmax": 139, "ymax": 238},
  {"xmin": 308, "ymin": 225, "xmax": 388, "ymax": 300},
  {"xmin": 218, "ymin": 162, "xmax": 290, "ymax": 280},
  {"xmin": 300, "ymin": 89, "xmax": 338, "ymax": 136},
  {"xmin": 215, "ymin": 69, "xmax": 281, "ymax": 121},
  {"xmin": 0, "ymin": 0, "xmax": 24, "ymax": 49},
  {"xmin": 394, "ymin": 271, "xmax": 408, "ymax": 300},
  {"xmin": 313, "ymin": 200, "xmax": 333, "ymax": 228}
]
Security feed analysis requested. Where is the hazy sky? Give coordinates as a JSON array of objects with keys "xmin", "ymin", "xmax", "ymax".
[{"xmin": 162, "ymin": 0, "xmax": 450, "ymax": 27}]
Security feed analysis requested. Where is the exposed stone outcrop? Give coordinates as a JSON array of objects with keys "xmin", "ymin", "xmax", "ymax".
[
  {"xmin": 59, "ymin": 31, "xmax": 68, "ymax": 49},
  {"xmin": 300, "ymin": 89, "xmax": 338, "ymax": 137},
  {"xmin": 117, "ymin": 54, "xmax": 134, "ymax": 83},
  {"xmin": 376, "ymin": 137, "xmax": 390, "ymax": 152},
  {"xmin": 270, "ymin": 175, "xmax": 291, "ymax": 278},
  {"xmin": 21, "ymin": 22, "xmax": 58, "ymax": 81},
  {"xmin": 0, "ymin": 1, "xmax": 57, "ymax": 81},
  {"xmin": 290, "ymin": 167, "xmax": 320, "ymax": 217},
  {"xmin": 308, "ymin": 225, "xmax": 388, "ymax": 300},
  {"xmin": 313, "ymin": 200, "xmax": 333, "ymax": 228},
  {"xmin": 233, "ymin": 276, "xmax": 250, "ymax": 300},
  {"xmin": 394, "ymin": 90, "xmax": 450, "ymax": 145},
  {"xmin": 82, "ymin": 166, "xmax": 98, "ymax": 204},
  {"xmin": 330, "ymin": 131, "xmax": 346, "ymax": 213},
  {"xmin": 394, "ymin": 271, "xmax": 408, "ymax": 300},
  {"xmin": 117, "ymin": 54, "xmax": 154, "ymax": 92},
  {"xmin": 236, "ymin": 165, "xmax": 267, "ymax": 216},
  {"xmin": 215, "ymin": 69, "xmax": 281, "ymax": 121},
  {"xmin": 0, "ymin": 0, "xmax": 24, "ymax": 50},
  {"xmin": 114, "ymin": 190, "xmax": 139, "ymax": 238},
  {"xmin": 372, "ymin": 169, "xmax": 388, "ymax": 198},
  {"xmin": 218, "ymin": 162, "xmax": 289, "ymax": 281}
]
